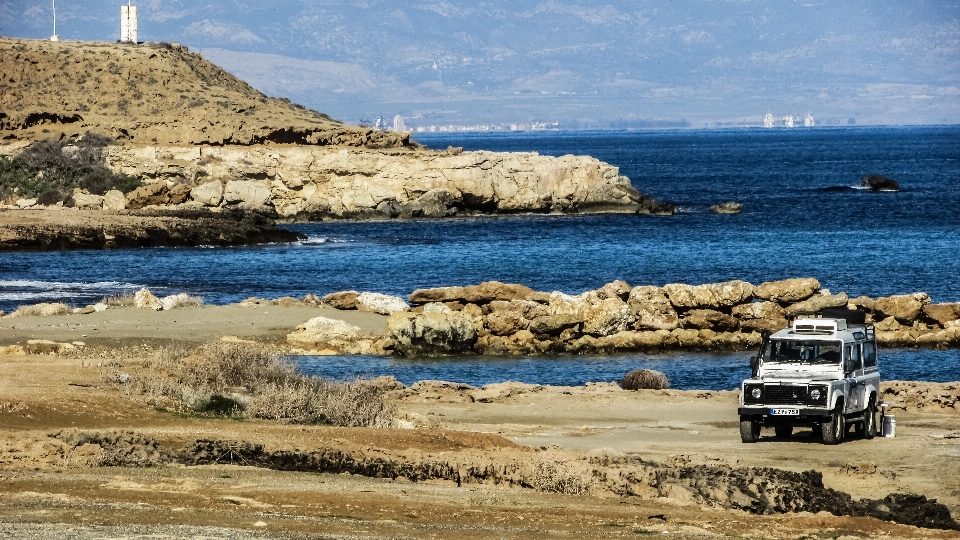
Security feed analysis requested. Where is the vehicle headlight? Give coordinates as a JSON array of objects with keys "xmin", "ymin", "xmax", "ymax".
[
  {"xmin": 810, "ymin": 388, "xmax": 821, "ymax": 400},
  {"xmin": 751, "ymin": 387, "xmax": 762, "ymax": 399}
]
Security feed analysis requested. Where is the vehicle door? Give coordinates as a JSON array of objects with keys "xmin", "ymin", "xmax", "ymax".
[
  {"xmin": 861, "ymin": 340, "xmax": 880, "ymax": 404},
  {"xmin": 844, "ymin": 343, "xmax": 864, "ymax": 413}
]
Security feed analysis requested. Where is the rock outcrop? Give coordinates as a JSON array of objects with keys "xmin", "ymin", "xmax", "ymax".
[
  {"xmin": 861, "ymin": 174, "xmax": 900, "ymax": 191},
  {"xmin": 0, "ymin": 208, "xmax": 304, "ymax": 252},
  {"xmin": 101, "ymin": 145, "xmax": 670, "ymax": 218}
]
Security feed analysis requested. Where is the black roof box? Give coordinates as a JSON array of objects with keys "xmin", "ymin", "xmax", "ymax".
[{"xmin": 819, "ymin": 307, "xmax": 867, "ymax": 325}]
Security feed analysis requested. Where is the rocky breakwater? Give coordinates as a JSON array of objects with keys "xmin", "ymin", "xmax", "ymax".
[
  {"xmin": 105, "ymin": 145, "xmax": 673, "ymax": 218},
  {"xmin": 313, "ymin": 277, "xmax": 960, "ymax": 356}
]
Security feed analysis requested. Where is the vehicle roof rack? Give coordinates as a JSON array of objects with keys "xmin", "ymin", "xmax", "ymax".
[{"xmin": 787, "ymin": 307, "xmax": 867, "ymax": 326}]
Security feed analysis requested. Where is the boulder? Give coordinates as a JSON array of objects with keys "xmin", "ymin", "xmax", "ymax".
[
  {"xmin": 411, "ymin": 187, "xmax": 459, "ymax": 218},
  {"xmin": 15, "ymin": 198, "xmax": 37, "ymax": 208},
  {"xmin": 923, "ymin": 303, "xmax": 960, "ymax": 327},
  {"xmin": 25, "ymin": 339, "xmax": 75, "ymax": 355},
  {"xmin": 628, "ymin": 286, "xmax": 680, "ymax": 331},
  {"xmin": 79, "ymin": 305, "xmax": 97, "ymax": 315},
  {"xmin": 287, "ymin": 316, "xmax": 362, "ymax": 346},
  {"xmin": 709, "ymin": 202, "xmax": 743, "ymax": 214},
  {"xmin": 160, "ymin": 293, "xmax": 197, "ymax": 311},
  {"xmin": 732, "ymin": 301, "xmax": 788, "ymax": 334},
  {"xmin": 861, "ymin": 174, "xmax": 900, "ymax": 191},
  {"xmin": 784, "ymin": 292, "xmax": 849, "ymax": 317},
  {"xmin": 582, "ymin": 297, "xmax": 634, "ymax": 336},
  {"xmin": 321, "ymin": 291, "xmax": 359, "ymax": 310},
  {"xmin": 663, "ymin": 280, "xmax": 754, "ymax": 309},
  {"xmin": 681, "ymin": 309, "xmax": 739, "ymax": 332},
  {"xmin": 484, "ymin": 311, "xmax": 529, "ymax": 336},
  {"xmin": 388, "ymin": 311, "xmax": 478, "ymax": 356},
  {"xmin": 134, "ymin": 287, "xmax": 164, "ymax": 311},
  {"xmin": 596, "ymin": 330, "xmax": 666, "ymax": 351},
  {"xmin": 849, "ymin": 295, "xmax": 875, "ymax": 312},
  {"xmin": 126, "ymin": 182, "xmax": 169, "ymax": 209},
  {"xmin": 471, "ymin": 381, "xmax": 545, "ymax": 403},
  {"xmin": 754, "ymin": 278, "xmax": 820, "ymax": 304},
  {"xmin": 409, "ymin": 286, "xmax": 467, "ymax": 304},
  {"xmin": 474, "ymin": 330, "xmax": 541, "ymax": 355},
  {"xmin": 191, "ymin": 180, "xmax": 224, "ymax": 206},
  {"xmin": 101, "ymin": 189, "xmax": 126, "ymax": 211},
  {"xmin": 224, "ymin": 180, "xmax": 273, "ymax": 211},
  {"xmin": 597, "ymin": 280, "xmax": 632, "ymax": 300},
  {"xmin": 529, "ymin": 314, "xmax": 582, "ymax": 335},
  {"xmin": 355, "ymin": 292, "xmax": 409, "ymax": 315},
  {"xmin": 874, "ymin": 293, "xmax": 930, "ymax": 324},
  {"xmin": 72, "ymin": 192, "xmax": 104, "ymax": 210},
  {"xmin": 462, "ymin": 281, "xmax": 535, "ymax": 304}
]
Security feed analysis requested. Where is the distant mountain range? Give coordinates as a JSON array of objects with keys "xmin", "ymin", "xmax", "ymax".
[{"xmin": 3, "ymin": 0, "xmax": 958, "ymax": 126}]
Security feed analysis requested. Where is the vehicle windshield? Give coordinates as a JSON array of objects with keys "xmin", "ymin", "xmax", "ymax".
[{"xmin": 762, "ymin": 339, "xmax": 843, "ymax": 366}]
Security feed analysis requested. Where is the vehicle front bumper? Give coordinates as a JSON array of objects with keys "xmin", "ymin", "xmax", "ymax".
[{"xmin": 738, "ymin": 406, "xmax": 831, "ymax": 419}]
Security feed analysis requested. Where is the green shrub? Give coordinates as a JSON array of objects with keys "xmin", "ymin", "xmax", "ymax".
[{"xmin": 0, "ymin": 132, "xmax": 143, "ymax": 203}]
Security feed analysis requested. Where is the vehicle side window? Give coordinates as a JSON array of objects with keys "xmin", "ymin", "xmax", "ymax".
[
  {"xmin": 849, "ymin": 345, "xmax": 862, "ymax": 370},
  {"xmin": 863, "ymin": 341, "xmax": 877, "ymax": 368}
]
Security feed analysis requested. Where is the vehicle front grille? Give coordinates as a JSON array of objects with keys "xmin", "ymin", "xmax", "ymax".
[{"xmin": 763, "ymin": 385, "xmax": 807, "ymax": 405}]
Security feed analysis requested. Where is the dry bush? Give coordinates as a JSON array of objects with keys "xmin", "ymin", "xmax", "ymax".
[
  {"xmin": 136, "ymin": 342, "xmax": 394, "ymax": 427},
  {"xmin": 101, "ymin": 293, "xmax": 136, "ymax": 307},
  {"xmin": 529, "ymin": 458, "xmax": 591, "ymax": 495},
  {"xmin": 10, "ymin": 302, "xmax": 71, "ymax": 317},
  {"xmin": 165, "ymin": 294, "xmax": 203, "ymax": 309},
  {"xmin": 621, "ymin": 369, "xmax": 670, "ymax": 391}
]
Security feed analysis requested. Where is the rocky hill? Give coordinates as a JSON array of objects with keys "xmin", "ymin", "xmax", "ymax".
[{"xmin": 0, "ymin": 38, "xmax": 407, "ymax": 148}]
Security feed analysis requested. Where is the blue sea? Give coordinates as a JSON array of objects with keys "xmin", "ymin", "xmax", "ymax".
[{"xmin": 2, "ymin": 126, "xmax": 958, "ymax": 389}]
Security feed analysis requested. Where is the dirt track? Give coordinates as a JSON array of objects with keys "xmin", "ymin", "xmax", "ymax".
[{"xmin": 1, "ymin": 350, "xmax": 959, "ymax": 538}]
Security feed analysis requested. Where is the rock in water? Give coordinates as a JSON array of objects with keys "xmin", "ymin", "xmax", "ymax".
[
  {"xmin": 388, "ymin": 311, "xmax": 478, "ymax": 356},
  {"xmin": 134, "ymin": 288, "xmax": 164, "ymax": 311},
  {"xmin": 754, "ymin": 278, "xmax": 820, "ymax": 304},
  {"xmin": 861, "ymin": 174, "xmax": 900, "ymax": 191},
  {"xmin": 287, "ymin": 316, "xmax": 362, "ymax": 346},
  {"xmin": 709, "ymin": 202, "xmax": 743, "ymax": 214}
]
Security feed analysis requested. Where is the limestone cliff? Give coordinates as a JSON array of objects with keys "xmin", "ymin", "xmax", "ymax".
[
  {"xmin": 0, "ymin": 38, "xmax": 407, "ymax": 148},
  {"xmin": 104, "ymin": 145, "xmax": 670, "ymax": 218}
]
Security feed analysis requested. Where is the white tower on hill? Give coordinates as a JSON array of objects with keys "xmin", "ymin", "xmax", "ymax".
[
  {"xmin": 50, "ymin": 0, "xmax": 59, "ymax": 41},
  {"xmin": 120, "ymin": 2, "xmax": 138, "ymax": 43},
  {"xmin": 393, "ymin": 115, "xmax": 406, "ymax": 133}
]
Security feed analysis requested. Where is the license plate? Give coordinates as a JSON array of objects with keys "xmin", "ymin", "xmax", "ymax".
[{"xmin": 770, "ymin": 408, "xmax": 799, "ymax": 416}]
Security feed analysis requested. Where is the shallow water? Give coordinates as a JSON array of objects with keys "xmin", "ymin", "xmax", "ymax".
[{"xmin": 294, "ymin": 347, "xmax": 960, "ymax": 391}]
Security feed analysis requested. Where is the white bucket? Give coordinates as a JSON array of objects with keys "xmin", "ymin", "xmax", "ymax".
[{"xmin": 882, "ymin": 415, "xmax": 896, "ymax": 438}]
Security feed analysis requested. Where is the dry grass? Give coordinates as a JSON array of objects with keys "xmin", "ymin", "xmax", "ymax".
[
  {"xmin": 101, "ymin": 293, "xmax": 136, "ymax": 307},
  {"xmin": 621, "ymin": 369, "xmax": 670, "ymax": 391},
  {"xmin": 529, "ymin": 458, "xmax": 591, "ymax": 495},
  {"xmin": 160, "ymin": 293, "xmax": 204, "ymax": 310},
  {"xmin": 9, "ymin": 302, "xmax": 71, "ymax": 317},
  {"xmin": 134, "ymin": 342, "xmax": 394, "ymax": 427}
]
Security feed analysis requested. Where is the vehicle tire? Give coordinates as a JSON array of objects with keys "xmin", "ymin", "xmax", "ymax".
[
  {"xmin": 740, "ymin": 416, "xmax": 760, "ymax": 443},
  {"xmin": 821, "ymin": 406, "xmax": 844, "ymax": 445},
  {"xmin": 774, "ymin": 425, "xmax": 793, "ymax": 438},
  {"xmin": 863, "ymin": 402, "xmax": 878, "ymax": 439}
]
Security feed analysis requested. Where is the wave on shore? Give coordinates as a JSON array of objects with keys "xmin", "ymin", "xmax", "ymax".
[{"xmin": 0, "ymin": 280, "xmax": 144, "ymax": 304}]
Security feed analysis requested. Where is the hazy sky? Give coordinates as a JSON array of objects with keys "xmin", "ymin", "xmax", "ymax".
[{"xmin": 3, "ymin": 0, "xmax": 959, "ymax": 126}]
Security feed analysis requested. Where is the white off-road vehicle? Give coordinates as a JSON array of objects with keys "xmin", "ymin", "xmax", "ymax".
[{"xmin": 738, "ymin": 311, "xmax": 880, "ymax": 444}]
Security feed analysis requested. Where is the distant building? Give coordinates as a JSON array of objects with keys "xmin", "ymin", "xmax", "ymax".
[
  {"xmin": 393, "ymin": 115, "xmax": 406, "ymax": 133},
  {"xmin": 763, "ymin": 113, "xmax": 774, "ymax": 128},
  {"xmin": 783, "ymin": 115, "xmax": 795, "ymax": 128},
  {"xmin": 120, "ymin": 3, "xmax": 138, "ymax": 43},
  {"xmin": 804, "ymin": 113, "xmax": 815, "ymax": 127}
]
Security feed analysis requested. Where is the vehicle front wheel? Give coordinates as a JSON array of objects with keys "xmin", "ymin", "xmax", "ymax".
[
  {"xmin": 774, "ymin": 425, "xmax": 793, "ymax": 438},
  {"xmin": 821, "ymin": 407, "xmax": 844, "ymax": 445},
  {"xmin": 740, "ymin": 416, "xmax": 760, "ymax": 443}
]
